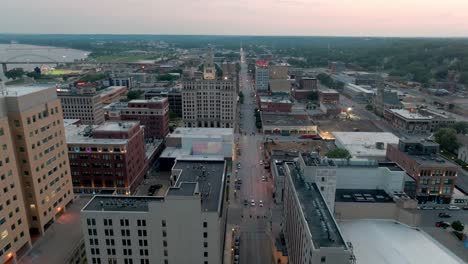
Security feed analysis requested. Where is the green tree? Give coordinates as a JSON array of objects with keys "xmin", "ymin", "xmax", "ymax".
[
  {"xmin": 326, "ymin": 148, "xmax": 351, "ymax": 159},
  {"xmin": 452, "ymin": 121, "xmax": 468, "ymax": 134},
  {"xmin": 435, "ymin": 128, "xmax": 460, "ymax": 153},
  {"xmin": 168, "ymin": 110, "xmax": 177, "ymax": 121},
  {"xmin": 452, "ymin": 221, "xmax": 464, "ymax": 232},
  {"xmin": 307, "ymin": 91, "xmax": 318, "ymax": 101},
  {"xmin": 5, "ymin": 68, "xmax": 25, "ymax": 80},
  {"xmin": 158, "ymin": 74, "xmax": 177, "ymax": 81},
  {"xmin": 127, "ymin": 90, "xmax": 143, "ymax": 101}
]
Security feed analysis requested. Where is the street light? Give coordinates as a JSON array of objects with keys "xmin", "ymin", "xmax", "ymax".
[{"xmin": 347, "ymin": 107, "xmax": 352, "ymax": 112}]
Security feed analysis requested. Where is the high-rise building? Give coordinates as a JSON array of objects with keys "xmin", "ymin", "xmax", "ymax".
[
  {"xmin": 81, "ymin": 158, "xmax": 227, "ymax": 264},
  {"xmin": 182, "ymin": 79, "xmax": 236, "ymax": 128},
  {"xmin": 66, "ymin": 121, "xmax": 147, "ymax": 195},
  {"xmin": 255, "ymin": 62, "xmax": 269, "ymax": 91},
  {"xmin": 1, "ymin": 86, "xmax": 74, "ymax": 236},
  {"xmin": 145, "ymin": 88, "xmax": 182, "ymax": 117},
  {"xmin": 57, "ymin": 86, "xmax": 105, "ymax": 125},
  {"xmin": 203, "ymin": 48, "xmax": 216, "ymax": 80},
  {"xmin": 103, "ymin": 97, "xmax": 170, "ymax": 139},
  {"xmin": 0, "ymin": 94, "xmax": 31, "ymax": 264},
  {"xmin": 269, "ymin": 64, "xmax": 289, "ymax": 80}
]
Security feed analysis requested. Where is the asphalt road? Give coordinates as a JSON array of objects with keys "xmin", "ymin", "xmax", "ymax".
[{"xmin": 226, "ymin": 50, "xmax": 274, "ymax": 264}]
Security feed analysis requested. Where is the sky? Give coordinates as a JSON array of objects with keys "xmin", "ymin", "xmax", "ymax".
[{"xmin": 1, "ymin": 0, "xmax": 468, "ymax": 37}]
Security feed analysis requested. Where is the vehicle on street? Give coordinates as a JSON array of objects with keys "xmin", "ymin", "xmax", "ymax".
[
  {"xmin": 243, "ymin": 200, "xmax": 248, "ymax": 206},
  {"xmin": 259, "ymin": 200, "xmax": 263, "ymax": 207},
  {"xmin": 259, "ymin": 160, "xmax": 263, "ymax": 165},
  {"xmin": 438, "ymin": 212, "xmax": 451, "ymax": 218},
  {"xmin": 261, "ymin": 176, "xmax": 266, "ymax": 182},
  {"xmin": 421, "ymin": 205, "xmax": 434, "ymax": 210},
  {"xmin": 434, "ymin": 206, "xmax": 445, "ymax": 210},
  {"xmin": 448, "ymin": 205, "xmax": 461, "ymax": 211},
  {"xmin": 463, "ymin": 206, "xmax": 468, "ymax": 210},
  {"xmin": 251, "ymin": 199, "xmax": 255, "ymax": 207},
  {"xmin": 435, "ymin": 221, "xmax": 451, "ymax": 228}
]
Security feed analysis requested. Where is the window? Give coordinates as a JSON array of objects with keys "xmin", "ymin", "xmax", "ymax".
[
  {"xmin": 164, "ymin": 249, "xmax": 168, "ymax": 256},
  {"xmin": 204, "ymin": 242, "xmax": 208, "ymax": 248},
  {"xmin": 162, "ymin": 230, "xmax": 166, "ymax": 237},
  {"xmin": 0, "ymin": 128, "xmax": 3, "ymax": 136},
  {"xmin": 321, "ymin": 256, "xmax": 326, "ymax": 263},
  {"xmin": 162, "ymin": 220, "xmax": 166, "ymax": 227},
  {"xmin": 163, "ymin": 240, "xmax": 167, "ymax": 247},
  {"xmin": 203, "ymin": 232, "xmax": 207, "ymax": 238},
  {"xmin": 204, "ymin": 252, "xmax": 208, "ymax": 257},
  {"xmin": 203, "ymin": 222, "xmax": 207, "ymax": 228}
]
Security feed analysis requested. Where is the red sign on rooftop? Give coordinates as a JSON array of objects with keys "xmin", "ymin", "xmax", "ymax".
[{"xmin": 256, "ymin": 61, "xmax": 268, "ymax": 67}]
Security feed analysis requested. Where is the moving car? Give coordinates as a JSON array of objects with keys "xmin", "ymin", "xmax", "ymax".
[
  {"xmin": 259, "ymin": 200, "xmax": 263, "ymax": 207},
  {"xmin": 421, "ymin": 206, "xmax": 434, "ymax": 210},
  {"xmin": 250, "ymin": 199, "xmax": 255, "ymax": 207},
  {"xmin": 438, "ymin": 212, "xmax": 451, "ymax": 218},
  {"xmin": 261, "ymin": 176, "xmax": 266, "ymax": 182},
  {"xmin": 435, "ymin": 221, "xmax": 451, "ymax": 229},
  {"xmin": 243, "ymin": 200, "xmax": 248, "ymax": 206}
]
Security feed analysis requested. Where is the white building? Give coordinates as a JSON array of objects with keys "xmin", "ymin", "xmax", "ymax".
[
  {"xmin": 255, "ymin": 62, "xmax": 269, "ymax": 91},
  {"xmin": 343, "ymin": 83, "xmax": 374, "ymax": 102},
  {"xmin": 332, "ymin": 132, "xmax": 400, "ymax": 160},
  {"xmin": 81, "ymin": 158, "xmax": 227, "ymax": 264},
  {"xmin": 182, "ymin": 79, "xmax": 237, "ymax": 128}
]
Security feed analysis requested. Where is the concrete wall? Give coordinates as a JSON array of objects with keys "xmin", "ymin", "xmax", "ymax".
[{"xmin": 336, "ymin": 167, "xmax": 405, "ymax": 194}]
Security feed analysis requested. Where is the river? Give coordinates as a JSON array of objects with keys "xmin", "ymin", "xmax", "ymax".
[{"xmin": 0, "ymin": 43, "xmax": 89, "ymax": 80}]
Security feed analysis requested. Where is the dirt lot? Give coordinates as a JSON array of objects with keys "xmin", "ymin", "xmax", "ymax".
[{"xmin": 265, "ymin": 140, "xmax": 335, "ymax": 157}]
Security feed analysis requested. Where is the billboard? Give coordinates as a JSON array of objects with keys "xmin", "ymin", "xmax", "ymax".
[{"xmin": 192, "ymin": 142, "xmax": 223, "ymax": 155}]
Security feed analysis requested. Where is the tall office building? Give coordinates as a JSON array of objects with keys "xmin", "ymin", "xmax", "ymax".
[
  {"xmin": 2, "ymin": 87, "xmax": 74, "ymax": 236},
  {"xmin": 255, "ymin": 61, "xmax": 269, "ymax": 91},
  {"xmin": 203, "ymin": 48, "xmax": 216, "ymax": 80},
  {"xmin": 182, "ymin": 80, "xmax": 236, "ymax": 128},
  {"xmin": 57, "ymin": 87, "xmax": 105, "ymax": 125},
  {"xmin": 0, "ymin": 94, "xmax": 31, "ymax": 264},
  {"xmin": 81, "ymin": 158, "xmax": 227, "ymax": 264}
]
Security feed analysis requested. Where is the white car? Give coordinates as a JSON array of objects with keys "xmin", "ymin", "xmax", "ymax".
[
  {"xmin": 251, "ymin": 200, "xmax": 255, "ymax": 207},
  {"xmin": 261, "ymin": 176, "xmax": 266, "ymax": 182},
  {"xmin": 448, "ymin": 205, "xmax": 461, "ymax": 211},
  {"xmin": 259, "ymin": 160, "xmax": 263, "ymax": 165},
  {"xmin": 259, "ymin": 200, "xmax": 263, "ymax": 207}
]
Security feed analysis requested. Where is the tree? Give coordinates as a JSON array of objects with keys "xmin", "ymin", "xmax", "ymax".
[
  {"xmin": 34, "ymin": 66, "xmax": 41, "ymax": 76},
  {"xmin": 127, "ymin": 90, "xmax": 143, "ymax": 101},
  {"xmin": 326, "ymin": 148, "xmax": 351, "ymax": 159},
  {"xmin": 5, "ymin": 68, "xmax": 25, "ymax": 80},
  {"xmin": 435, "ymin": 128, "xmax": 460, "ymax": 153},
  {"xmin": 307, "ymin": 91, "xmax": 318, "ymax": 101},
  {"xmin": 452, "ymin": 221, "xmax": 464, "ymax": 232},
  {"xmin": 452, "ymin": 122, "xmax": 468, "ymax": 134},
  {"xmin": 158, "ymin": 74, "xmax": 177, "ymax": 81},
  {"xmin": 168, "ymin": 110, "xmax": 177, "ymax": 121}
]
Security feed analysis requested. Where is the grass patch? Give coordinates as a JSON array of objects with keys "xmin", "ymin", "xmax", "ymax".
[{"xmin": 44, "ymin": 69, "xmax": 81, "ymax": 76}]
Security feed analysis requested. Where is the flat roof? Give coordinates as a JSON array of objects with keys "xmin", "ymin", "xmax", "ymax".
[
  {"xmin": 335, "ymin": 189, "xmax": 393, "ymax": 203},
  {"xmin": 286, "ymin": 163, "xmax": 347, "ymax": 249},
  {"xmin": 261, "ymin": 113, "xmax": 315, "ymax": 127},
  {"xmin": 99, "ymin": 86, "xmax": 127, "ymax": 96},
  {"xmin": 345, "ymin": 83, "xmax": 374, "ymax": 94},
  {"xmin": 340, "ymin": 220, "xmax": 465, "ymax": 264},
  {"xmin": 130, "ymin": 97, "xmax": 167, "ymax": 103},
  {"xmin": 167, "ymin": 127, "xmax": 233, "ymax": 139},
  {"xmin": 409, "ymin": 153, "xmax": 459, "ymax": 167},
  {"xmin": 93, "ymin": 121, "xmax": 138, "ymax": 132},
  {"xmin": 66, "ymin": 124, "xmax": 130, "ymax": 145},
  {"xmin": 332, "ymin": 132, "xmax": 400, "ymax": 157},
  {"xmin": 260, "ymin": 96, "xmax": 292, "ymax": 104},
  {"xmin": 82, "ymin": 196, "xmax": 164, "ymax": 212},
  {"xmin": 301, "ymin": 153, "xmax": 335, "ymax": 167},
  {"xmin": 172, "ymin": 160, "xmax": 226, "ymax": 212},
  {"xmin": 389, "ymin": 109, "xmax": 432, "ymax": 120},
  {"xmin": 2, "ymin": 85, "xmax": 53, "ymax": 96}
]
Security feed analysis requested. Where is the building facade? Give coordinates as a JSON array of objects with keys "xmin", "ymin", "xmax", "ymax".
[
  {"xmin": 57, "ymin": 87, "xmax": 105, "ymax": 125},
  {"xmin": 269, "ymin": 64, "xmax": 289, "ymax": 80},
  {"xmin": 144, "ymin": 88, "xmax": 182, "ymax": 117},
  {"xmin": 2, "ymin": 87, "xmax": 74, "ymax": 236},
  {"xmin": 387, "ymin": 139, "xmax": 459, "ymax": 203},
  {"xmin": 81, "ymin": 159, "xmax": 227, "ymax": 264},
  {"xmin": 255, "ymin": 62, "xmax": 269, "ymax": 91},
  {"xmin": 99, "ymin": 86, "xmax": 128, "ymax": 105},
  {"xmin": 182, "ymin": 80, "xmax": 236, "ymax": 128},
  {"xmin": 66, "ymin": 121, "xmax": 147, "ymax": 195},
  {"xmin": 259, "ymin": 97, "xmax": 293, "ymax": 112},
  {"xmin": 104, "ymin": 97, "xmax": 170, "ymax": 139},
  {"xmin": 384, "ymin": 108, "xmax": 455, "ymax": 135},
  {"xmin": 0, "ymin": 95, "xmax": 31, "ymax": 263},
  {"xmin": 299, "ymin": 77, "xmax": 318, "ymax": 90}
]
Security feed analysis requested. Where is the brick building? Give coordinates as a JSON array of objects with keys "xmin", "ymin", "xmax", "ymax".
[
  {"xmin": 66, "ymin": 121, "xmax": 147, "ymax": 194},
  {"xmin": 104, "ymin": 97, "xmax": 170, "ymax": 139},
  {"xmin": 259, "ymin": 96, "xmax": 293, "ymax": 112},
  {"xmin": 386, "ymin": 139, "xmax": 459, "ymax": 203}
]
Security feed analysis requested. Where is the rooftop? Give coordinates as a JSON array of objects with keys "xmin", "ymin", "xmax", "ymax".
[
  {"xmin": 82, "ymin": 196, "xmax": 164, "ymax": 212},
  {"xmin": 260, "ymin": 96, "xmax": 292, "ymax": 104},
  {"xmin": 167, "ymin": 127, "xmax": 233, "ymax": 140},
  {"xmin": 301, "ymin": 152, "xmax": 336, "ymax": 166},
  {"xmin": 389, "ymin": 109, "xmax": 432, "ymax": 120},
  {"xmin": 130, "ymin": 96, "xmax": 167, "ymax": 103},
  {"xmin": 99, "ymin": 86, "xmax": 127, "ymax": 97},
  {"xmin": 261, "ymin": 113, "xmax": 315, "ymax": 127},
  {"xmin": 94, "ymin": 121, "xmax": 138, "ymax": 132},
  {"xmin": 345, "ymin": 83, "xmax": 374, "ymax": 94},
  {"xmin": 340, "ymin": 220, "xmax": 465, "ymax": 264},
  {"xmin": 408, "ymin": 153, "xmax": 459, "ymax": 167},
  {"xmin": 66, "ymin": 123, "xmax": 137, "ymax": 145},
  {"xmin": 332, "ymin": 132, "xmax": 400, "ymax": 157},
  {"xmin": 1, "ymin": 85, "xmax": 53, "ymax": 96},
  {"xmin": 286, "ymin": 163, "xmax": 347, "ymax": 249},
  {"xmin": 171, "ymin": 160, "xmax": 226, "ymax": 212},
  {"xmin": 335, "ymin": 189, "xmax": 393, "ymax": 203}
]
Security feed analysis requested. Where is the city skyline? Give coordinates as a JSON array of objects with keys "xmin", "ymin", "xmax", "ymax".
[{"xmin": 1, "ymin": 0, "xmax": 468, "ymax": 37}]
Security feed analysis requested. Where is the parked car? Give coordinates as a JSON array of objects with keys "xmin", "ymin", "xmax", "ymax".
[
  {"xmin": 250, "ymin": 199, "xmax": 255, "ymax": 207},
  {"xmin": 448, "ymin": 205, "xmax": 461, "ymax": 211},
  {"xmin": 434, "ymin": 206, "xmax": 445, "ymax": 210},
  {"xmin": 259, "ymin": 200, "xmax": 263, "ymax": 207},
  {"xmin": 421, "ymin": 206, "xmax": 434, "ymax": 210},
  {"xmin": 438, "ymin": 212, "xmax": 451, "ymax": 218},
  {"xmin": 243, "ymin": 200, "xmax": 248, "ymax": 206},
  {"xmin": 435, "ymin": 221, "xmax": 451, "ymax": 229},
  {"xmin": 463, "ymin": 206, "xmax": 468, "ymax": 211},
  {"xmin": 261, "ymin": 176, "xmax": 266, "ymax": 182}
]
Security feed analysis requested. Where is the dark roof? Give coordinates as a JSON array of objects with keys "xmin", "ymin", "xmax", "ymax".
[
  {"xmin": 261, "ymin": 113, "xmax": 315, "ymax": 127},
  {"xmin": 287, "ymin": 163, "xmax": 346, "ymax": 249},
  {"xmin": 335, "ymin": 189, "xmax": 393, "ymax": 203},
  {"xmin": 171, "ymin": 160, "xmax": 226, "ymax": 212},
  {"xmin": 82, "ymin": 196, "xmax": 164, "ymax": 212}
]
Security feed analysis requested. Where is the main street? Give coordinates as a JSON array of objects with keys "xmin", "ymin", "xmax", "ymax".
[{"xmin": 225, "ymin": 49, "xmax": 274, "ymax": 264}]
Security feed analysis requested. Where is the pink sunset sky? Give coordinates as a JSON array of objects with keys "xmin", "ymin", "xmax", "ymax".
[{"xmin": 1, "ymin": 0, "xmax": 468, "ymax": 36}]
